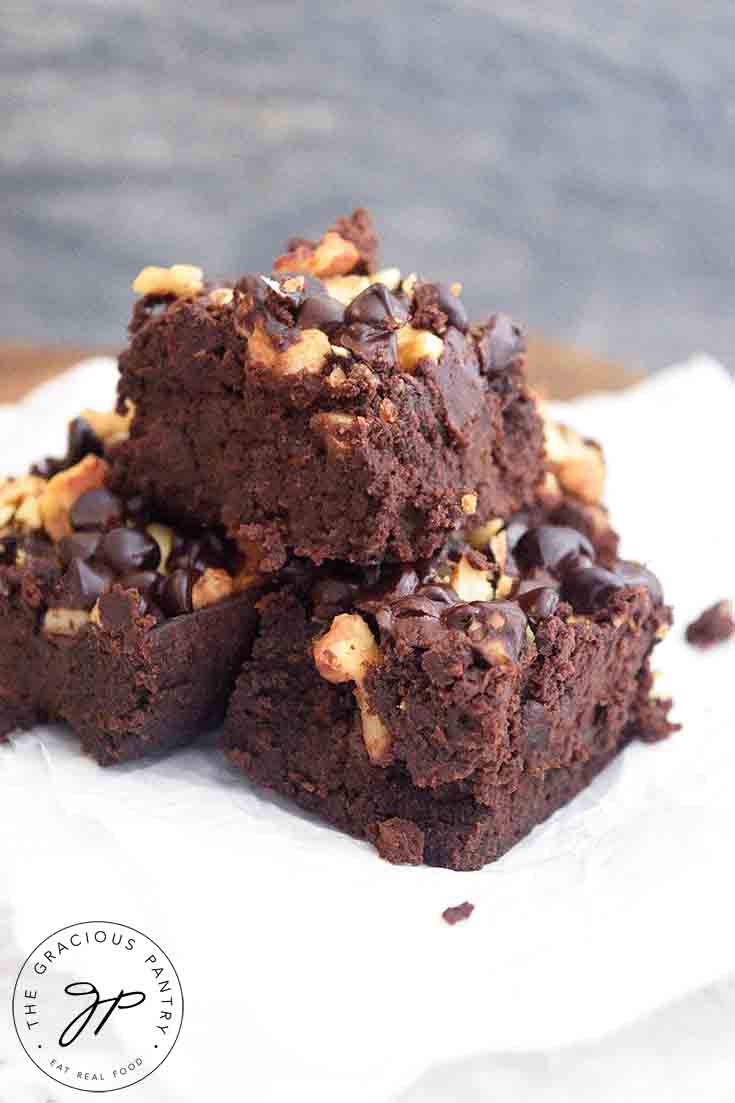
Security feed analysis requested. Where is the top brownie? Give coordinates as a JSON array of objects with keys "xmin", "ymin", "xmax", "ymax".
[{"xmin": 111, "ymin": 210, "xmax": 547, "ymax": 569}]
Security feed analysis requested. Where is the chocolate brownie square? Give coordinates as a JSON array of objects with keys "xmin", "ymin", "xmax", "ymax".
[
  {"xmin": 111, "ymin": 210, "xmax": 546, "ymax": 569},
  {"xmin": 223, "ymin": 506, "xmax": 675, "ymax": 869},
  {"xmin": 0, "ymin": 417, "xmax": 264, "ymax": 764}
]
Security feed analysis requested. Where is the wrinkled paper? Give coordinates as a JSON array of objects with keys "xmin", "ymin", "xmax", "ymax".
[{"xmin": 0, "ymin": 356, "xmax": 733, "ymax": 1103}]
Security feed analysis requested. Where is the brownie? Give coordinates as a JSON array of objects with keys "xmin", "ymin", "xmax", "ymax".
[
  {"xmin": 111, "ymin": 210, "xmax": 546, "ymax": 569},
  {"xmin": 0, "ymin": 419, "xmax": 264, "ymax": 764},
  {"xmin": 223, "ymin": 509, "xmax": 675, "ymax": 870},
  {"xmin": 685, "ymin": 600, "xmax": 734, "ymax": 648}
]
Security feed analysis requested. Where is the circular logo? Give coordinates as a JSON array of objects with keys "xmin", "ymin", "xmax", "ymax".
[{"xmin": 12, "ymin": 921, "xmax": 183, "ymax": 1093}]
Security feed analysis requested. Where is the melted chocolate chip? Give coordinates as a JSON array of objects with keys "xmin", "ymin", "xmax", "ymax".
[
  {"xmin": 344, "ymin": 284, "xmax": 408, "ymax": 330},
  {"xmin": 70, "ymin": 488, "xmax": 124, "ymax": 531},
  {"xmin": 560, "ymin": 565, "xmax": 624, "ymax": 613},
  {"xmin": 516, "ymin": 586, "xmax": 560, "ymax": 620},
  {"xmin": 354, "ymin": 566, "xmax": 419, "ymax": 613},
  {"xmin": 58, "ymin": 531, "xmax": 102, "ymax": 567},
  {"xmin": 0, "ymin": 534, "xmax": 19, "ymax": 565},
  {"xmin": 615, "ymin": 560, "xmax": 663, "ymax": 604},
  {"xmin": 432, "ymin": 284, "xmax": 469, "ymax": 333},
  {"xmin": 99, "ymin": 527, "xmax": 161, "ymax": 573},
  {"xmin": 158, "ymin": 568, "xmax": 198, "ymax": 617},
  {"xmin": 514, "ymin": 525, "xmax": 595, "ymax": 575},
  {"xmin": 58, "ymin": 558, "xmax": 114, "ymax": 610},
  {"xmin": 483, "ymin": 314, "xmax": 526, "ymax": 372},
  {"xmin": 297, "ymin": 294, "xmax": 345, "ymax": 331},
  {"xmin": 330, "ymin": 323, "xmax": 398, "ymax": 368}
]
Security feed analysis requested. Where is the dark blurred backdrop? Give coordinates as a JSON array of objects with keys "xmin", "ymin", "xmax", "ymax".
[{"xmin": 2, "ymin": 1, "xmax": 733, "ymax": 371}]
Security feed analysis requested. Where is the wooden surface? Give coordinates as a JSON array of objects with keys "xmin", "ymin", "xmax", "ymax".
[{"xmin": 0, "ymin": 338, "xmax": 639, "ymax": 405}]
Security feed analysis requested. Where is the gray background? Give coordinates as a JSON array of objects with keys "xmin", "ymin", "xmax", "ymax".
[{"xmin": 2, "ymin": 0, "xmax": 733, "ymax": 372}]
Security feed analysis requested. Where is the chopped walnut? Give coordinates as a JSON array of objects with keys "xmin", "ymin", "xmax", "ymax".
[
  {"xmin": 42, "ymin": 608, "xmax": 91, "ymax": 636},
  {"xmin": 466, "ymin": 518, "xmax": 504, "ymax": 550},
  {"xmin": 249, "ymin": 324, "xmax": 330, "ymax": 377},
  {"xmin": 0, "ymin": 475, "xmax": 47, "ymax": 532},
  {"xmin": 371, "ymin": 267, "xmax": 401, "ymax": 291},
  {"xmin": 323, "ymin": 275, "xmax": 370, "ymax": 305},
  {"xmin": 208, "ymin": 287, "xmax": 234, "ymax": 307},
  {"xmin": 79, "ymin": 403, "xmax": 134, "ymax": 446},
  {"xmin": 379, "ymin": 398, "xmax": 397, "ymax": 424},
  {"xmin": 146, "ymin": 523, "xmax": 174, "ymax": 573},
  {"xmin": 543, "ymin": 412, "xmax": 605, "ymax": 505},
  {"xmin": 460, "ymin": 492, "xmax": 478, "ymax": 516},
  {"xmin": 273, "ymin": 230, "xmax": 360, "ymax": 279},
  {"xmin": 450, "ymin": 555, "xmax": 494, "ymax": 602},
  {"xmin": 396, "ymin": 325, "xmax": 444, "ymax": 374},
  {"xmin": 40, "ymin": 455, "xmax": 109, "ymax": 542},
  {"xmin": 192, "ymin": 567, "xmax": 235, "ymax": 610},
  {"xmin": 401, "ymin": 272, "xmax": 418, "ymax": 297},
  {"xmin": 313, "ymin": 613, "xmax": 391, "ymax": 764},
  {"xmin": 132, "ymin": 264, "xmax": 204, "ymax": 298},
  {"xmin": 310, "ymin": 412, "xmax": 366, "ymax": 458}
]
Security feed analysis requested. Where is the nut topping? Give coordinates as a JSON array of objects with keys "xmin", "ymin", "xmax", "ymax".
[
  {"xmin": 249, "ymin": 323, "xmax": 330, "ymax": 377},
  {"xmin": 40, "ymin": 455, "xmax": 109, "ymax": 542},
  {"xmin": 42, "ymin": 608, "xmax": 91, "ymax": 636},
  {"xmin": 450, "ymin": 555, "xmax": 494, "ymax": 603},
  {"xmin": 79, "ymin": 403, "xmax": 134, "ymax": 446},
  {"xmin": 313, "ymin": 613, "xmax": 391, "ymax": 764},
  {"xmin": 192, "ymin": 567, "xmax": 235, "ymax": 610},
  {"xmin": 132, "ymin": 264, "xmax": 204, "ymax": 298},
  {"xmin": 396, "ymin": 325, "xmax": 444, "ymax": 374},
  {"xmin": 274, "ymin": 230, "xmax": 360, "ymax": 279},
  {"xmin": 460, "ymin": 492, "xmax": 478, "ymax": 516},
  {"xmin": 323, "ymin": 275, "xmax": 370, "ymax": 305},
  {"xmin": 543, "ymin": 414, "xmax": 605, "ymax": 505}
]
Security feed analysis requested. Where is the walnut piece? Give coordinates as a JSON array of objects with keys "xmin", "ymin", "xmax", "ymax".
[
  {"xmin": 208, "ymin": 287, "xmax": 234, "ymax": 307},
  {"xmin": 313, "ymin": 613, "xmax": 391, "ymax": 765},
  {"xmin": 192, "ymin": 567, "xmax": 234, "ymax": 610},
  {"xmin": 460, "ymin": 492, "xmax": 478, "ymax": 516},
  {"xmin": 273, "ymin": 230, "xmax": 360, "ymax": 278},
  {"xmin": 543, "ymin": 413, "xmax": 605, "ymax": 505},
  {"xmin": 371, "ymin": 267, "xmax": 401, "ymax": 291},
  {"xmin": 146, "ymin": 523, "xmax": 174, "ymax": 573},
  {"xmin": 466, "ymin": 518, "xmax": 504, "ymax": 549},
  {"xmin": 249, "ymin": 324, "xmax": 330, "ymax": 377},
  {"xmin": 80, "ymin": 403, "xmax": 134, "ymax": 446},
  {"xmin": 310, "ymin": 412, "xmax": 366, "ymax": 458},
  {"xmin": 40, "ymin": 455, "xmax": 109, "ymax": 542},
  {"xmin": 396, "ymin": 325, "xmax": 444, "ymax": 374},
  {"xmin": 42, "ymin": 608, "xmax": 91, "ymax": 636},
  {"xmin": 132, "ymin": 264, "xmax": 204, "ymax": 297},
  {"xmin": 323, "ymin": 275, "xmax": 370, "ymax": 304},
  {"xmin": 450, "ymin": 555, "xmax": 494, "ymax": 602},
  {"xmin": 0, "ymin": 475, "xmax": 47, "ymax": 531}
]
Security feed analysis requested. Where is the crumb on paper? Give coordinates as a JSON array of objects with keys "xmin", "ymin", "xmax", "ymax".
[
  {"xmin": 442, "ymin": 901, "xmax": 475, "ymax": 925},
  {"xmin": 685, "ymin": 600, "xmax": 734, "ymax": 648}
]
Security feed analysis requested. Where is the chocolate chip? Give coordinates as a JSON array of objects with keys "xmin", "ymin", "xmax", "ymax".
[
  {"xmin": 99, "ymin": 527, "xmax": 161, "ymax": 573},
  {"xmin": 330, "ymin": 322, "xmax": 398, "ymax": 368},
  {"xmin": 70, "ymin": 488, "xmax": 124, "ymax": 531},
  {"xmin": 169, "ymin": 532, "xmax": 228, "ymax": 573},
  {"xmin": 158, "ymin": 568, "xmax": 198, "ymax": 617},
  {"xmin": 344, "ymin": 284, "xmax": 408, "ymax": 330},
  {"xmin": 442, "ymin": 600, "xmax": 528, "ymax": 664},
  {"xmin": 615, "ymin": 560, "xmax": 663, "ymax": 604},
  {"xmin": 354, "ymin": 566, "xmax": 419, "ymax": 613},
  {"xmin": 66, "ymin": 417, "xmax": 104, "ymax": 465},
  {"xmin": 58, "ymin": 531, "xmax": 102, "ymax": 567},
  {"xmin": 561, "ymin": 565, "xmax": 624, "ymax": 613},
  {"xmin": 297, "ymin": 294, "xmax": 345, "ymax": 331},
  {"xmin": 58, "ymin": 558, "xmax": 114, "ymax": 610},
  {"xmin": 516, "ymin": 586, "xmax": 560, "ymax": 620},
  {"xmin": 0, "ymin": 534, "xmax": 19, "ymax": 565},
  {"xmin": 433, "ymin": 284, "xmax": 469, "ymax": 332},
  {"xmin": 483, "ymin": 314, "xmax": 526, "ymax": 372},
  {"xmin": 514, "ymin": 525, "xmax": 595, "ymax": 575}
]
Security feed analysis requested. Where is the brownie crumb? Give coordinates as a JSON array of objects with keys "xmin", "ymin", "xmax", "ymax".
[
  {"xmin": 686, "ymin": 600, "xmax": 734, "ymax": 648},
  {"xmin": 373, "ymin": 817, "xmax": 425, "ymax": 865},
  {"xmin": 442, "ymin": 901, "xmax": 475, "ymax": 925}
]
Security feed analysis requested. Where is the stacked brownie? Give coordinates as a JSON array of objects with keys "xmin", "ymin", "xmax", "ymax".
[{"xmin": 0, "ymin": 210, "xmax": 676, "ymax": 866}]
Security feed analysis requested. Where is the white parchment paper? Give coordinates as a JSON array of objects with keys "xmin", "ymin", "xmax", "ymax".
[{"xmin": 0, "ymin": 356, "xmax": 733, "ymax": 1103}]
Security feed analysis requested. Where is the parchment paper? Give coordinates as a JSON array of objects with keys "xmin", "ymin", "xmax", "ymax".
[{"xmin": 0, "ymin": 356, "xmax": 733, "ymax": 1103}]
